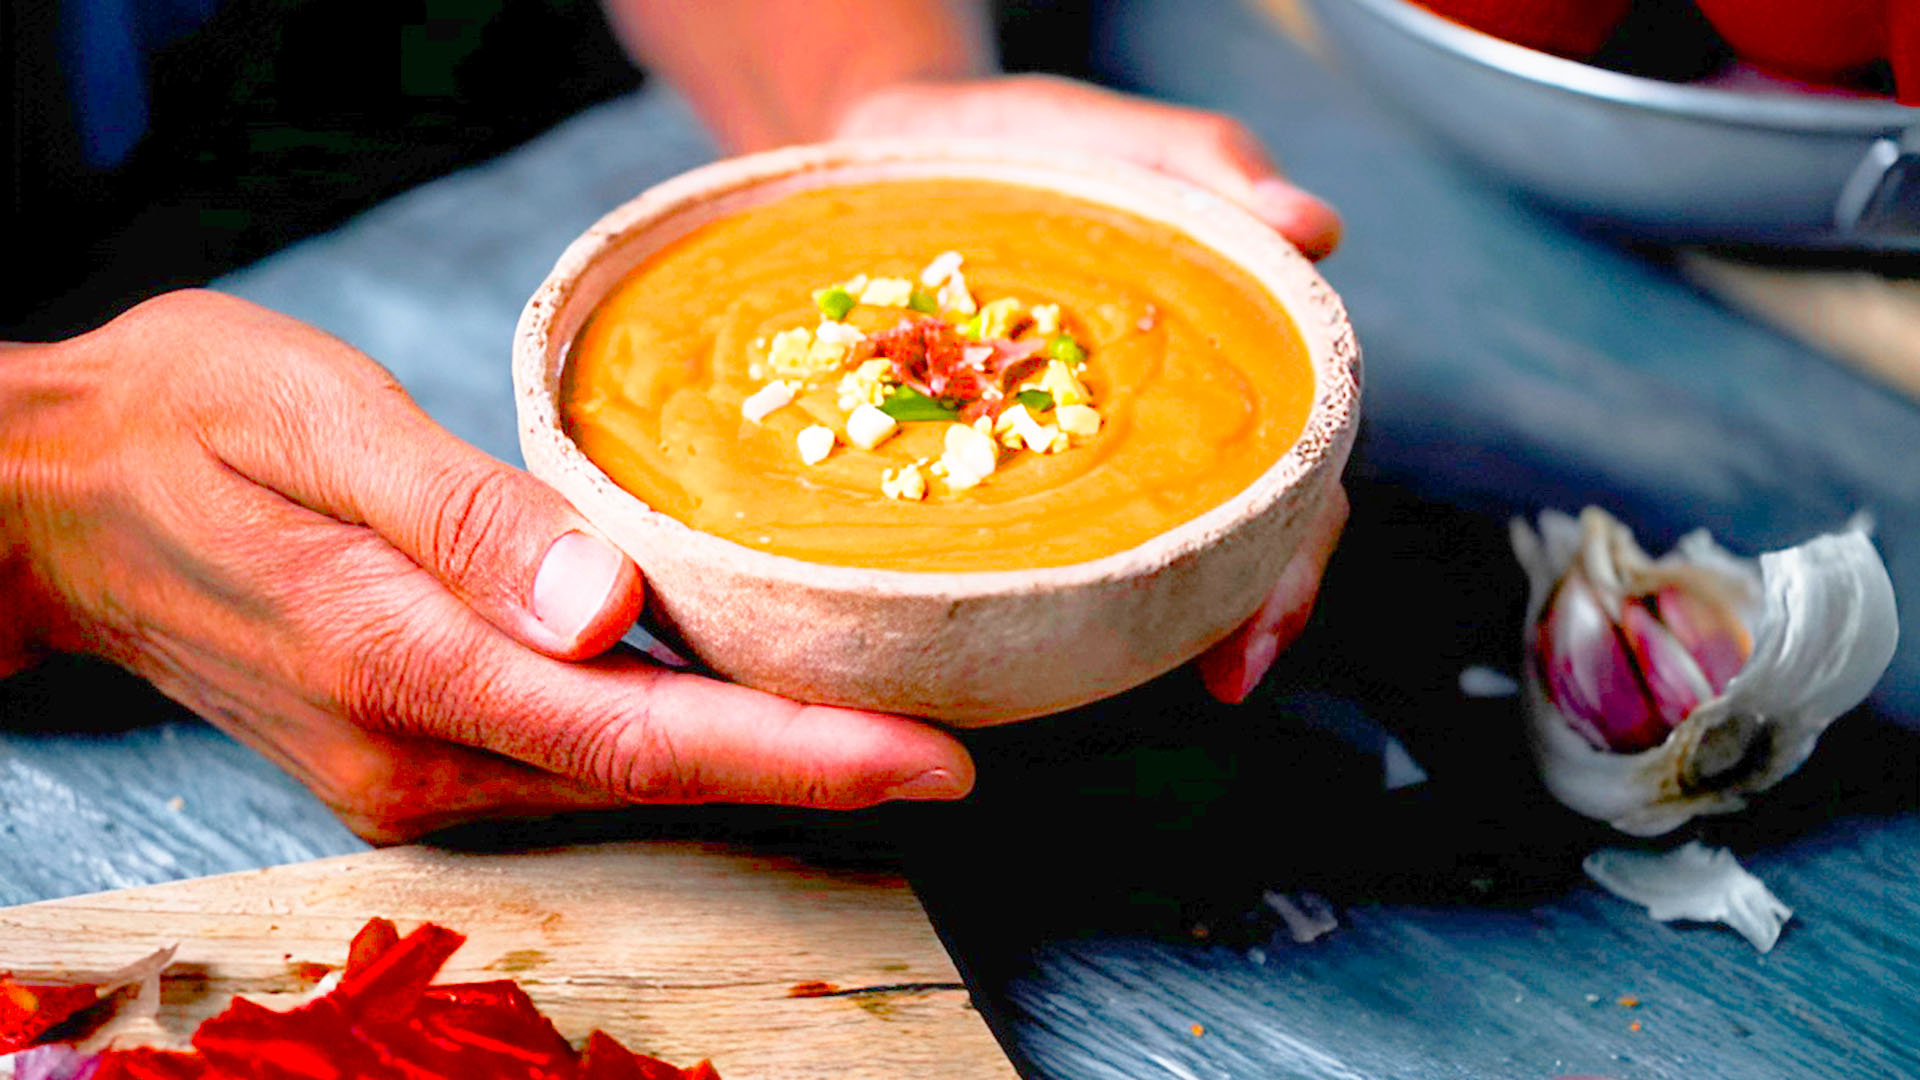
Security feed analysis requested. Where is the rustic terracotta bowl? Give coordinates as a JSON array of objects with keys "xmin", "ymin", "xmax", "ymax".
[{"xmin": 513, "ymin": 141, "xmax": 1360, "ymax": 725}]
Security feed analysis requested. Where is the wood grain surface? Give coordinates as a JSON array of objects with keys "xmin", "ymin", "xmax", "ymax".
[
  {"xmin": 1682, "ymin": 252, "xmax": 1920, "ymax": 405},
  {"xmin": 0, "ymin": 842, "xmax": 1016, "ymax": 1080}
]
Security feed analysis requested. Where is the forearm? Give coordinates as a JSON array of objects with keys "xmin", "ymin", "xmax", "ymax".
[{"xmin": 603, "ymin": 0, "xmax": 993, "ymax": 152}]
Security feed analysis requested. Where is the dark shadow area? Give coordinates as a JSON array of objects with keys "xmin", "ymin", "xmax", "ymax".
[
  {"xmin": 0, "ymin": 654, "xmax": 196, "ymax": 734},
  {"xmin": 5, "ymin": 1, "xmax": 1100, "ymax": 344},
  {"xmin": 7, "ymin": 0, "xmax": 642, "ymax": 342},
  {"xmin": 895, "ymin": 476, "xmax": 1920, "ymax": 992}
]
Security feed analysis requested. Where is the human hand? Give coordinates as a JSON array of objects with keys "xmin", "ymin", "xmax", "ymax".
[
  {"xmin": 832, "ymin": 74, "xmax": 1343, "ymax": 259},
  {"xmin": 0, "ymin": 291, "xmax": 973, "ymax": 843},
  {"xmin": 836, "ymin": 74, "xmax": 1350, "ymax": 702},
  {"xmin": 1195, "ymin": 485, "xmax": 1349, "ymax": 704}
]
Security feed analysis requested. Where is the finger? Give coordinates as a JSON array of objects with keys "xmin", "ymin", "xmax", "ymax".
[
  {"xmin": 316, "ymin": 537, "xmax": 975, "ymax": 809},
  {"xmin": 1198, "ymin": 484, "xmax": 1349, "ymax": 704},
  {"xmin": 1142, "ymin": 105, "xmax": 1344, "ymax": 260},
  {"xmin": 179, "ymin": 295, "xmax": 642, "ymax": 660},
  {"xmin": 280, "ymin": 727, "xmax": 630, "ymax": 846}
]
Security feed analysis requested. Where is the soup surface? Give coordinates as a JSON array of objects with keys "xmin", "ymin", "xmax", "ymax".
[{"xmin": 561, "ymin": 179, "xmax": 1312, "ymax": 571}]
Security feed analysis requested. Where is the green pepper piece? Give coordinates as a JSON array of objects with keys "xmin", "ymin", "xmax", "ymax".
[
  {"xmin": 815, "ymin": 287, "xmax": 857, "ymax": 321},
  {"xmin": 878, "ymin": 386, "xmax": 961, "ymax": 422},
  {"xmin": 1046, "ymin": 333, "xmax": 1086, "ymax": 364},
  {"xmin": 1015, "ymin": 389, "xmax": 1055, "ymax": 412},
  {"xmin": 907, "ymin": 288, "xmax": 939, "ymax": 315}
]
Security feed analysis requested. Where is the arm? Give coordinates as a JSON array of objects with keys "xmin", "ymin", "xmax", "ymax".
[
  {"xmin": 1, "ymin": 293, "xmax": 972, "ymax": 841},
  {"xmin": 601, "ymin": 0, "xmax": 992, "ymax": 152}
]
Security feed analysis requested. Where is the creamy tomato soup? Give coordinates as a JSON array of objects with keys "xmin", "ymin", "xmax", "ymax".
[{"xmin": 561, "ymin": 179, "xmax": 1312, "ymax": 572}]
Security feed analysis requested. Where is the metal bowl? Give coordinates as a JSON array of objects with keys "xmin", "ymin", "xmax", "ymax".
[{"xmin": 1304, "ymin": 0, "xmax": 1920, "ymax": 249}]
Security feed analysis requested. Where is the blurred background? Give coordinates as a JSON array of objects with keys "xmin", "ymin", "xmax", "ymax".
[{"xmin": 3, "ymin": 0, "xmax": 1100, "ymax": 342}]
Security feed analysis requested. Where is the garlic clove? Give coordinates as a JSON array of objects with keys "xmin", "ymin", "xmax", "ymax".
[
  {"xmin": 1651, "ymin": 583, "xmax": 1749, "ymax": 694},
  {"xmin": 1537, "ymin": 573, "xmax": 1666, "ymax": 752},
  {"xmin": 1618, "ymin": 597, "xmax": 1711, "ymax": 731},
  {"xmin": 1514, "ymin": 507, "xmax": 1898, "ymax": 835}
]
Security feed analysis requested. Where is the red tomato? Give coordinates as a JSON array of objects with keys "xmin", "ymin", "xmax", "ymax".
[
  {"xmin": 1692, "ymin": 0, "xmax": 1886, "ymax": 81},
  {"xmin": 1892, "ymin": 0, "xmax": 1918, "ymax": 103},
  {"xmin": 1414, "ymin": 0, "xmax": 1634, "ymax": 58}
]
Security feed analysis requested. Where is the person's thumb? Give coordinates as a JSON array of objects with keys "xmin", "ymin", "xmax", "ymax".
[
  {"xmin": 183, "ymin": 296, "xmax": 644, "ymax": 659},
  {"xmin": 313, "ymin": 430, "xmax": 642, "ymax": 659}
]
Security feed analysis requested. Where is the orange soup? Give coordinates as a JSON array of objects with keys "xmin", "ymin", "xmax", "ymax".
[{"xmin": 561, "ymin": 179, "xmax": 1312, "ymax": 572}]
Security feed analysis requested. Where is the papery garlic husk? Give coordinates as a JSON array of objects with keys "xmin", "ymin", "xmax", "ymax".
[{"xmin": 1512, "ymin": 507, "xmax": 1899, "ymax": 836}]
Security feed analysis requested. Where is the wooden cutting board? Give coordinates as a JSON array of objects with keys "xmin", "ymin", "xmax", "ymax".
[
  {"xmin": 1680, "ymin": 252, "xmax": 1920, "ymax": 405},
  {"xmin": 0, "ymin": 841, "xmax": 1018, "ymax": 1080}
]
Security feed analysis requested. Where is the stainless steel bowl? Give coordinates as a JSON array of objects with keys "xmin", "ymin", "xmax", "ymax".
[{"xmin": 1304, "ymin": 0, "xmax": 1920, "ymax": 249}]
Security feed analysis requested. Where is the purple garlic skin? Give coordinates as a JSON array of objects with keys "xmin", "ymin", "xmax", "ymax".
[
  {"xmin": 1512, "ymin": 507, "xmax": 1898, "ymax": 836},
  {"xmin": 1536, "ymin": 575, "xmax": 1751, "ymax": 753}
]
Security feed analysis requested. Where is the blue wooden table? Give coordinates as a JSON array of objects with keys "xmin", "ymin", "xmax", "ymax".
[{"xmin": 5, "ymin": 1, "xmax": 1917, "ymax": 1077}]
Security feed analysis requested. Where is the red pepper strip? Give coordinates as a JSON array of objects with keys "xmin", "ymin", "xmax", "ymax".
[
  {"xmin": 330, "ymin": 923, "xmax": 465, "ymax": 1023},
  {"xmin": 414, "ymin": 981, "xmax": 576, "ymax": 1070},
  {"xmin": 344, "ymin": 918, "xmax": 400, "ymax": 980},
  {"xmin": 191, "ymin": 1003, "xmax": 357, "ymax": 1080},
  {"xmin": 82, "ymin": 920, "xmax": 719, "ymax": 1080},
  {"xmin": 0, "ymin": 977, "xmax": 103, "ymax": 1053},
  {"xmin": 91, "ymin": 1048, "xmax": 212, "ymax": 1080},
  {"xmin": 579, "ymin": 1031, "xmax": 654, "ymax": 1080}
]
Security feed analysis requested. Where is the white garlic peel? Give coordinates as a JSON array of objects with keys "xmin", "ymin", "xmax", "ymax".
[
  {"xmin": 1513, "ymin": 507, "xmax": 1898, "ymax": 836},
  {"xmin": 1584, "ymin": 842, "xmax": 1792, "ymax": 952}
]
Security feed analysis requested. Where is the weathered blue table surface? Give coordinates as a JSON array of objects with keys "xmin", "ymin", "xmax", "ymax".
[{"xmin": 5, "ymin": 1, "xmax": 1919, "ymax": 1078}]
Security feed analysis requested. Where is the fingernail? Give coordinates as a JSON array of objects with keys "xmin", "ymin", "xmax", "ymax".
[
  {"xmin": 1252, "ymin": 177, "xmax": 1308, "ymax": 219},
  {"xmin": 884, "ymin": 768, "xmax": 969, "ymax": 802},
  {"xmin": 1252, "ymin": 178, "xmax": 1341, "ymax": 257},
  {"xmin": 1236, "ymin": 631, "xmax": 1283, "ymax": 703},
  {"xmin": 532, "ymin": 531, "xmax": 628, "ymax": 645}
]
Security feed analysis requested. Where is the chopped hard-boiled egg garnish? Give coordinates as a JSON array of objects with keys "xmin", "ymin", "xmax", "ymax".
[
  {"xmin": 936, "ymin": 270, "xmax": 977, "ymax": 316},
  {"xmin": 992, "ymin": 402, "xmax": 1064, "ymax": 453},
  {"xmin": 919, "ymin": 250, "xmax": 963, "ymax": 288},
  {"xmin": 836, "ymin": 358, "xmax": 894, "ymax": 411},
  {"xmin": 766, "ymin": 327, "xmax": 815, "ymax": 376},
  {"xmin": 961, "ymin": 297, "xmax": 1023, "ymax": 341},
  {"xmin": 766, "ymin": 324, "xmax": 860, "ymax": 380},
  {"xmin": 845, "ymin": 403, "xmax": 899, "ymax": 450},
  {"xmin": 752, "ymin": 254, "xmax": 1112, "ymax": 496},
  {"xmin": 858, "ymin": 277, "xmax": 915, "ymax": 308},
  {"xmin": 1030, "ymin": 303, "xmax": 1061, "ymax": 336},
  {"xmin": 741, "ymin": 379, "xmax": 798, "ymax": 423},
  {"xmin": 940, "ymin": 422, "xmax": 999, "ymax": 490},
  {"xmin": 814, "ymin": 320, "xmax": 865, "ymax": 348},
  {"xmin": 1056, "ymin": 403, "xmax": 1102, "ymax": 439},
  {"xmin": 1035, "ymin": 359, "xmax": 1092, "ymax": 407},
  {"xmin": 797, "ymin": 424, "xmax": 836, "ymax": 465},
  {"xmin": 881, "ymin": 463, "xmax": 928, "ymax": 501}
]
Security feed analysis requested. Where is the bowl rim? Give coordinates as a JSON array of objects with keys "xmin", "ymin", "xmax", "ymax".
[
  {"xmin": 514, "ymin": 139, "xmax": 1360, "ymax": 601},
  {"xmin": 1333, "ymin": 0, "xmax": 1918, "ymax": 133}
]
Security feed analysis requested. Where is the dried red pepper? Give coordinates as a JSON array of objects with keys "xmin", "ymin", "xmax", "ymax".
[
  {"xmin": 8, "ymin": 920, "xmax": 718, "ymax": 1080},
  {"xmin": 1, "ymin": 977, "xmax": 103, "ymax": 1054}
]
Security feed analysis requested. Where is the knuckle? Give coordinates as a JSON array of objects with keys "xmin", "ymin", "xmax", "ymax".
[
  {"xmin": 422, "ymin": 464, "xmax": 522, "ymax": 589},
  {"xmin": 558, "ymin": 695, "xmax": 706, "ymax": 804},
  {"xmin": 319, "ymin": 559, "xmax": 471, "ymax": 737}
]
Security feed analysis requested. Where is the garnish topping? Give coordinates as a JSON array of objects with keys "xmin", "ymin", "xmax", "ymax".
[{"xmin": 744, "ymin": 251, "xmax": 1112, "ymax": 493}]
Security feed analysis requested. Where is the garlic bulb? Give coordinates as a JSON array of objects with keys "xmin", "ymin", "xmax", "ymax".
[{"xmin": 1512, "ymin": 507, "xmax": 1898, "ymax": 836}]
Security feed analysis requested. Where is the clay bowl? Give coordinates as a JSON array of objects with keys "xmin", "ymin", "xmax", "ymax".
[{"xmin": 513, "ymin": 140, "xmax": 1360, "ymax": 725}]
